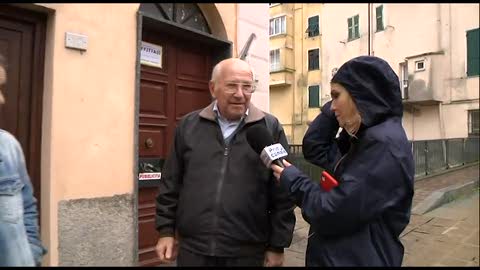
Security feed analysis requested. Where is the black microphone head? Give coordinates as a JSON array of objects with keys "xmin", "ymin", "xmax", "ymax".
[{"xmin": 246, "ymin": 124, "xmax": 275, "ymax": 155}]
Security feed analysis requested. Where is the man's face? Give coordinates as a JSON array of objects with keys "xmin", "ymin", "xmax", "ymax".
[
  {"xmin": 209, "ymin": 61, "xmax": 254, "ymax": 121},
  {"xmin": 0, "ymin": 65, "xmax": 5, "ymax": 105}
]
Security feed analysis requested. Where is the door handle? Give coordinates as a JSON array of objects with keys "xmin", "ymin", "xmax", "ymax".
[{"xmin": 145, "ymin": 138, "xmax": 154, "ymax": 149}]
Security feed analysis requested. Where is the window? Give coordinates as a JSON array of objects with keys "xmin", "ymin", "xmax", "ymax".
[
  {"xmin": 348, "ymin": 15, "xmax": 359, "ymax": 41},
  {"xmin": 468, "ymin": 110, "xmax": 479, "ymax": 136},
  {"xmin": 308, "ymin": 85, "xmax": 320, "ymax": 108},
  {"xmin": 306, "ymin": 15, "xmax": 319, "ymax": 37},
  {"xmin": 270, "ymin": 49, "xmax": 281, "ymax": 71},
  {"xmin": 376, "ymin": 5, "xmax": 384, "ymax": 32},
  {"xmin": 270, "ymin": 16, "xmax": 286, "ymax": 36},
  {"xmin": 308, "ymin": 49, "xmax": 319, "ymax": 70},
  {"xmin": 467, "ymin": 28, "xmax": 479, "ymax": 76},
  {"xmin": 140, "ymin": 4, "xmax": 210, "ymax": 34},
  {"xmin": 399, "ymin": 62, "xmax": 409, "ymax": 99},
  {"xmin": 415, "ymin": 60, "xmax": 425, "ymax": 71}
]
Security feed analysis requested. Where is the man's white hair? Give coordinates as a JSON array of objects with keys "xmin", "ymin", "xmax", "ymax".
[{"xmin": 210, "ymin": 58, "xmax": 255, "ymax": 82}]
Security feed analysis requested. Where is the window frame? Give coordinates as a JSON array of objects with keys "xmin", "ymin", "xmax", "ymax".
[
  {"xmin": 307, "ymin": 48, "xmax": 320, "ymax": 71},
  {"xmin": 306, "ymin": 15, "xmax": 320, "ymax": 38},
  {"xmin": 269, "ymin": 15, "xmax": 287, "ymax": 36},
  {"xmin": 375, "ymin": 5, "xmax": 384, "ymax": 32},
  {"xmin": 399, "ymin": 61, "xmax": 409, "ymax": 99},
  {"xmin": 466, "ymin": 28, "xmax": 479, "ymax": 77},
  {"xmin": 415, "ymin": 60, "xmax": 425, "ymax": 72},
  {"xmin": 468, "ymin": 109, "xmax": 480, "ymax": 136},
  {"xmin": 347, "ymin": 14, "xmax": 360, "ymax": 41},
  {"xmin": 269, "ymin": 48, "xmax": 281, "ymax": 72},
  {"xmin": 308, "ymin": 85, "xmax": 321, "ymax": 108}
]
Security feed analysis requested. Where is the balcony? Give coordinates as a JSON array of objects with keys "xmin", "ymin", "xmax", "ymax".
[
  {"xmin": 402, "ymin": 53, "xmax": 444, "ymax": 106},
  {"xmin": 270, "ymin": 66, "xmax": 294, "ymax": 87},
  {"xmin": 269, "ymin": 3, "xmax": 293, "ymax": 17}
]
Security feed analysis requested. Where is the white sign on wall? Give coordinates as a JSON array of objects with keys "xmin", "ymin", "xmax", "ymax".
[
  {"xmin": 139, "ymin": 172, "xmax": 162, "ymax": 181},
  {"xmin": 140, "ymin": 41, "xmax": 162, "ymax": 68}
]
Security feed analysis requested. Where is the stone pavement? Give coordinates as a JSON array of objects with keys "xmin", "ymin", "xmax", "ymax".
[
  {"xmin": 401, "ymin": 191, "xmax": 479, "ymax": 266},
  {"xmin": 283, "ymin": 163, "xmax": 480, "ymax": 267}
]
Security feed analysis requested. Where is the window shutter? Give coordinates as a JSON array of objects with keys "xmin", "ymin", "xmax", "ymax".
[
  {"xmin": 376, "ymin": 5, "xmax": 384, "ymax": 31},
  {"xmin": 348, "ymin": 17, "xmax": 353, "ymax": 40},
  {"xmin": 308, "ymin": 50, "xmax": 313, "ymax": 70},
  {"xmin": 308, "ymin": 49, "xmax": 319, "ymax": 70},
  {"xmin": 309, "ymin": 85, "xmax": 320, "ymax": 107},
  {"xmin": 354, "ymin": 15, "xmax": 359, "ymax": 38},
  {"xmin": 467, "ymin": 28, "xmax": 479, "ymax": 76},
  {"xmin": 308, "ymin": 16, "xmax": 319, "ymax": 37}
]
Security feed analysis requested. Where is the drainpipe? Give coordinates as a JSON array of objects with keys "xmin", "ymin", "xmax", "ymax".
[
  {"xmin": 411, "ymin": 106, "xmax": 415, "ymax": 141},
  {"xmin": 438, "ymin": 4, "xmax": 448, "ymax": 166},
  {"xmin": 368, "ymin": 3, "xmax": 371, "ymax": 55},
  {"xmin": 448, "ymin": 4, "xmax": 453, "ymax": 104},
  {"xmin": 292, "ymin": 4, "xmax": 300, "ymax": 143},
  {"xmin": 300, "ymin": 3, "xmax": 306, "ymax": 143}
]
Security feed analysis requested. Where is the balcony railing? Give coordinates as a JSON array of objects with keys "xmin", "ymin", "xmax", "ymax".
[{"xmin": 289, "ymin": 137, "xmax": 479, "ymax": 181}]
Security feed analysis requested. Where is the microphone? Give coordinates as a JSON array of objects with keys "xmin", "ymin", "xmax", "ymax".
[{"xmin": 246, "ymin": 124, "xmax": 288, "ymax": 168}]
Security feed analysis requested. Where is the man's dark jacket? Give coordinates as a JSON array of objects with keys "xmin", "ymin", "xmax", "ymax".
[
  {"xmin": 155, "ymin": 102, "xmax": 296, "ymax": 257},
  {"xmin": 280, "ymin": 56, "xmax": 415, "ymax": 266}
]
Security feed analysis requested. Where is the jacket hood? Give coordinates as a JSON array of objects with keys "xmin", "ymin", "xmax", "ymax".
[{"xmin": 331, "ymin": 56, "xmax": 403, "ymax": 127}]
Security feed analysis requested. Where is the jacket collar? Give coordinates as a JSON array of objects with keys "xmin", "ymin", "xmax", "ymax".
[{"xmin": 199, "ymin": 101, "xmax": 265, "ymax": 124}]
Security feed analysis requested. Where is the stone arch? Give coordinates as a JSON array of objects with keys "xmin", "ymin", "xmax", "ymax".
[
  {"xmin": 197, "ymin": 4, "xmax": 228, "ymax": 41},
  {"xmin": 138, "ymin": 3, "xmax": 228, "ymax": 42}
]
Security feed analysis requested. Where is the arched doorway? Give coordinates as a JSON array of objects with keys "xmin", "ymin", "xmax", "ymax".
[{"xmin": 135, "ymin": 4, "xmax": 231, "ymax": 266}]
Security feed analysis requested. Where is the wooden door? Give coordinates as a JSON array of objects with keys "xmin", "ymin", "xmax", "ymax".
[
  {"xmin": 138, "ymin": 29, "xmax": 213, "ymax": 266},
  {"xmin": 0, "ymin": 5, "xmax": 46, "ymax": 215}
]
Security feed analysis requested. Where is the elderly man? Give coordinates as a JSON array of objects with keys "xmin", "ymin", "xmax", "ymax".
[
  {"xmin": 155, "ymin": 58, "xmax": 295, "ymax": 267},
  {"xmin": 0, "ymin": 55, "xmax": 47, "ymax": 266}
]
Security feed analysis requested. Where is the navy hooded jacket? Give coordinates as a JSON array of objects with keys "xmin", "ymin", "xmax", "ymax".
[{"xmin": 279, "ymin": 56, "xmax": 414, "ymax": 266}]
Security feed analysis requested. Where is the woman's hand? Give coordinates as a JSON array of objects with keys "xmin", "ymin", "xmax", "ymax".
[{"xmin": 271, "ymin": 159, "xmax": 292, "ymax": 181}]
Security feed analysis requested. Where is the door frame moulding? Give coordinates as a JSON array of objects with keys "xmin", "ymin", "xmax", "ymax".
[{"xmin": 133, "ymin": 9, "xmax": 232, "ymax": 265}]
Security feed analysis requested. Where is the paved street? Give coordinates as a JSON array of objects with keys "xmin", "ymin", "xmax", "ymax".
[
  {"xmin": 284, "ymin": 164, "xmax": 480, "ymax": 267},
  {"xmin": 402, "ymin": 191, "xmax": 479, "ymax": 266}
]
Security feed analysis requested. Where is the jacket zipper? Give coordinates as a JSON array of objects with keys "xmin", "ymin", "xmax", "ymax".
[
  {"xmin": 334, "ymin": 153, "xmax": 348, "ymax": 173},
  {"xmin": 308, "ymin": 140, "xmax": 354, "ymax": 240},
  {"xmin": 210, "ymin": 145, "xmax": 229, "ymax": 255},
  {"xmin": 334, "ymin": 138, "xmax": 355, "ymax": 174}
]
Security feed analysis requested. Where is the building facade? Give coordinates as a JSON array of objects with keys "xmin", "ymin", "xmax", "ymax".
[
  {"xmin": 321, "ymin": 3, "xmax": 479, "ymax": 141},
  {"xmin": 270, "ymin": 3, "xmax": 479, "ymax": 143},
  {"xmin": 269, "ymin": 3, "xmax": 323, "ymax": 144},
  {"xmin": 0, "ymin": 3, "xmax": 270, "ymax": 266}
]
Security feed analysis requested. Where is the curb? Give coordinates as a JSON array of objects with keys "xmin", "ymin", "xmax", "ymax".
[{"xmin": 412, "ymin": 179, "xmax": 480, "ymax": 215}]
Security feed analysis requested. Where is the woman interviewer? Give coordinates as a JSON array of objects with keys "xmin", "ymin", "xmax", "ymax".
[{"xmin": 271, "ymin": 56, "xmax": 414, "ymax": 267}]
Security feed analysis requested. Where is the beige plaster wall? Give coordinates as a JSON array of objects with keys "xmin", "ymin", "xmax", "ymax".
[{"xmin": 36, "ymin": 3, "xmax": 244, "ymax": 266}]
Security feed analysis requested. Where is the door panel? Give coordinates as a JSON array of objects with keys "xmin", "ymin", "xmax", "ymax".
[
  {"xmin": 137, "ymin": 30, "xmax": 213, "ymax": 266},
  {"xmin": 0, "ymin": 6, "xmax": 46, "ymax": 217}
]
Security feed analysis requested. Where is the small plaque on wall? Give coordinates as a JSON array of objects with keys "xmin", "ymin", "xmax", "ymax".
[{"xmin": 140, "ymin": 41, "xmax": 162, "ymax": 68}]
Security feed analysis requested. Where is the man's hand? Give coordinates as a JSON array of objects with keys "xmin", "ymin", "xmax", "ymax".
[
  {"xmin": 155, "ymin": 236, "xmax": 178, "ymax": 264},
  {"xmin": 264, "ymin": 250, "xmax": 285, "ymax": 267},
  {"xmin": 271, "ymin": 159, "xmax": 292, "ymax": 181}
]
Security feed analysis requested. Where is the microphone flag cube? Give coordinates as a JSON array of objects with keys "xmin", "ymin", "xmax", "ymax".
[{"xmin": 259, "ymin": 143, "xmax": 288, "ymax": 168}]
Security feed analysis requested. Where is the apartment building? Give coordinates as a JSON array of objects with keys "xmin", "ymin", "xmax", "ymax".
[
  {"xmin": 269, "ymin": 3, "xmax": 323, "ymax": 144},
  {"xmin": 321, "ymin": 3, "xmax": 479, "ymax": 141},
  {"xmin": 0, "ymin": 3, "xmax": 269, "ymax": 266}
]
